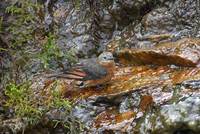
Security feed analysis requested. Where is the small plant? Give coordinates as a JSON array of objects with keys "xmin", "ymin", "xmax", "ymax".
[
  {"xmin": 2, "ymin": 1, "xmax": 81, "ymax": 131},
  {"xmin": 4, "ymin": 82, "xmax": 43, "ymax": 125},
  {"xmin": 38, "ymin": 34, "xmax": 61, "ymax": 69},
  {"xmin": 0, "ymin": 17, "xmax": 7, "ymax": 52},
  {"xmin": 4, "ymin": 81, "xmax": 82, "ymax": 132},
  {"xmin": 5, "ymin": 0, "xmax": 77, "ymax": 70},
  {"xmin": 38, "ymin": 34, "xmax": 77, "ymax": 69},
  {"xmin": 5, "ymin": 0, "xmax": 43, "ymax": 48},
  {"xmin": 51, "ymin": 90, "xmax": 72, "ymax": 109},
  {"xmin": 74, "ymin": 0, "xmax": 81, "ymax": 9},
  {"xmin": 45, "ymin": 80, "xmax": 83, "ymax": 132},
  {"xmin": 0, "ymin": 17, "xmax": 3, "ymax": 33}
]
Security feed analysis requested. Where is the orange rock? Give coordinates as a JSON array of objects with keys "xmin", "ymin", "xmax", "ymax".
[
  {"xmin": 93, "ymin": 108, "xmax": 136, "ymax": 128},
  {"xmin": 63, "ymin": 66, "xmax": 200, "ymax": 100},
  {"xmin": 139, "ymin": 95, "xmax": 153, "ymax": 112},
  {"xmin": 117, "ymin": 38, "xmax": 200, "ymax": 67}
]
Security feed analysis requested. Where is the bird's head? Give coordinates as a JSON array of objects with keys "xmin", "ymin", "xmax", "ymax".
[{"xmin": 98, "ymin": 52, "xmax": 114, "ymax": 63}]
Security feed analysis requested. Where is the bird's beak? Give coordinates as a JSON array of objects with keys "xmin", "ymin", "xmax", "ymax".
[{"xmin": 107, "ymin": 57, "xmax": 114, "ymax": 60}]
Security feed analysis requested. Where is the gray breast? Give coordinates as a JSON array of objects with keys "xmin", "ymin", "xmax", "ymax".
[{"xmin": 78, "ymin": 58, "xmax": 108, "ymax": 80}]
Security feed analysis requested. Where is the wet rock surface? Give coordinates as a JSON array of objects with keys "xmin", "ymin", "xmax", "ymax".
[
  {"xmin": 64, "ymin": 65, "xmax": 200, "ymax": 133},
  {"xmin": 117, "ymin": 38, "xmax": 200, "ymax": 67}
]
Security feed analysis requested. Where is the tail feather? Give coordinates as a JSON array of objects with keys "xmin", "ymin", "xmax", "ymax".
[
  {"xmin": 67, "ymin": 70, "xmax": 86, "ymax": 77},
  {"xmin": 47, "ymin": 71, "xmax": 86, "ymax": 80}
]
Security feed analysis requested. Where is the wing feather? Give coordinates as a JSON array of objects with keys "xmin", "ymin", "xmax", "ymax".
[{"xmin": 48, "ymin": 58, "xmax": 108, "ymax": 81}]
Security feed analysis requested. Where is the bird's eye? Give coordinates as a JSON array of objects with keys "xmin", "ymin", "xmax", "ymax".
[{"xmin": 103, "ymin": 56, "xmax": 107, "ymax": 59}]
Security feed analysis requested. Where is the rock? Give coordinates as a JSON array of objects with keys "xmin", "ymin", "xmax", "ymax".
[
  {"xmin": 62, "ymin": 65, "xmax": 200, "ymax": 132},
  {"xmin": 63, "ymin": 65, "xmax": 200, "ymax": 101},
  {"xmin": 139, "ymin": 95, "xmax": 200, "ymax": 134},
  {"xmin": 117, "ymin": 38, "xmax": 200, "ymax": 67},
  {"xmin": 0, "ymin": 118, "xmax": 27, "ymax": 134},
  {"xmin": 92, "ymin": 110, "xmax": 136, "ymax": 133},
  {"xmin": 108, "ymin": 0, "xmax": 162, "ymax": 28},
  {"xmin": 107, "ymin": 0, "xmax": 200, "ymax": 52},
  {"xmin": 57, "ymin": 0, "xmax": 115, "ymax": 57},
  {"xmin": 4, "ymin": 56, "xmax": 200, "ymax": 133}
]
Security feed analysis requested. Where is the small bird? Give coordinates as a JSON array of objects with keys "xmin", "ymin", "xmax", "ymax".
[{"xmin": 48, "ymin": 52, "xmax": 115, "ymax": 88}]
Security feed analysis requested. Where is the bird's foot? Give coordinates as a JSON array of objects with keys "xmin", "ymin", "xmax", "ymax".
[{"xmin": 95, "ymin": 84, "xmax": 104, "ymax": 90}]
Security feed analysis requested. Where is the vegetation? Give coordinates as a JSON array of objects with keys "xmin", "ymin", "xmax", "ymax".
[
  {"xmin": 0, "ymin": 0, "xmax": 80, "ymax": 133},
  {"xmin": 5, "ymin": 0, "xmax": 77, "ymax": 68},
  {"xmin": 73, "ymin": 0, "xmax": 81, "ymax": 9},
  {"xmin": 5, "ymin": 0, "xmax": 43, "ymax": 48},
  {"xmin": 4, "ymin": 81, "xmax": 82, "ymax": 132},
  {"xmin": 38, "ymin": 34, "xmax": 77, "ymax": 69},
  {"xmin": 0, "ymin": 17, "xmax": 3, "ymax": 33},
  {"xmin": 5, "ymin": 82, "xmax": 42, "ymax": 125}
]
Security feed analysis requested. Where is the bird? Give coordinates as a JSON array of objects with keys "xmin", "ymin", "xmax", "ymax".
[{"xmin": 48, "ymin": 52, "xmax": 115, "ymax": 88}]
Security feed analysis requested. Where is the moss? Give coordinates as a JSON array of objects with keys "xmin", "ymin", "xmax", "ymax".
[
  {"xmin": 44, "ymin": 80, "xmax": 83, "ymax": 132},
  {"xmin": 4, "ymin": 82, "xmax": 42, "ymax": 125},
  {"xmin": 5, "ymin": 0, "xmax": 43, "ymax": 48},
  {"xmin": 51, "ymin": 90, "xmax": 72, "ymax": 109},
  {"xmin": 4, "ymin": 81, "xmax": 82, "ymax": 133},
  {"xmin": 0, "ymin": 16, "xmax": 3, "ymax": 33},
  {"xmin": 71, "ymin": 0, "xmax": 81, "ymax": 9},
  {"xmin": 5, "ymin": 0, "xmax": 77, "ymax": 70},
  {"xmin": 38, "ymin": 33, "xmax": 77, "ymax": 69},
  {"xmin": 1, "ymin": 0, "xmax": 78, "ymax": 72},
  {"xmin": 1, "ymin": 1, "xmax": 80, "ymax": 132}
]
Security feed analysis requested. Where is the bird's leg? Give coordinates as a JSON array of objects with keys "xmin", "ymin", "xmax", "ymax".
[
  {"xmin": 97, "ymin": 82, "xmax": 111, "ymax": 89},
  {"xmin": 95, "ymin": 84, "xmax": 104, "ymax": 90}
]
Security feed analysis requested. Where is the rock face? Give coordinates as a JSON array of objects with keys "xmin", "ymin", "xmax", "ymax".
[
  {"xmin": 62, "ymin": 63, "xmax": 200, "ymax": 133},
  {"xmin": 58, "ymin": 38, "xmax": 200, "ymax": 133},
  {"xmin": 107, "ymin": 0, "xmax": 200, "ymax": 51},
  {"xmin": 1, "ymin": 0, "xmax": 200, "ymax": 133},
  {"xmin": 140, "ymin": 96, "xmax": 200, "ymax": 134},
  {"xmin": 57, "ymin": 0, "xmax": 200, "ymax": 57}
]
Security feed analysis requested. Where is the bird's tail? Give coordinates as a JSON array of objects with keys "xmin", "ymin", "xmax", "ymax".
[{"xmin": 47, "ymin": 69, "xmax": 86, "ymax": 81}]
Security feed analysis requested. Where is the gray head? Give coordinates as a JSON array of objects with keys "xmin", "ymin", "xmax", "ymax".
[{"xmin": 98, "ymin": 52, "xmax": 114, "ymax": 62}]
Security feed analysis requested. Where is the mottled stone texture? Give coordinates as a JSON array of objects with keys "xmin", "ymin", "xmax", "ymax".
[
  {"xmin": 1, "ymin": 0, "xmax": 200, "ymax": 133},
  {"xmin": 107, "ymin": 0, "xmax": 200, "ymax": 51}
]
